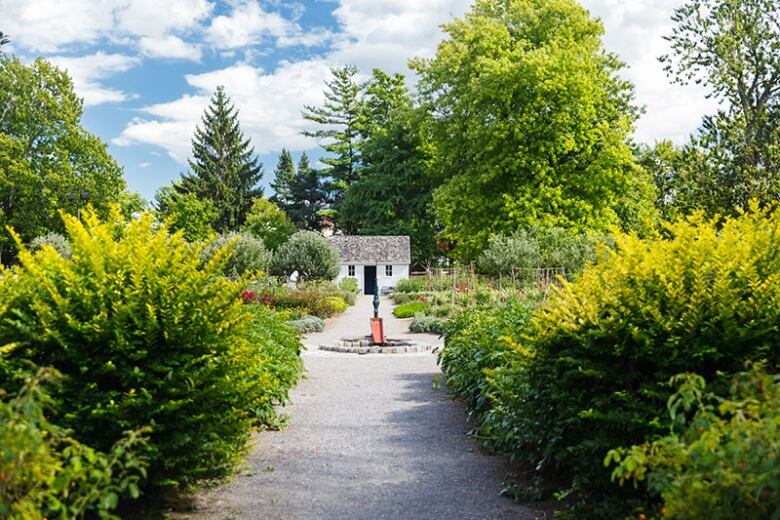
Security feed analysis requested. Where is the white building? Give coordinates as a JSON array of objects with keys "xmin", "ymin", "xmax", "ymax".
[{"xmin": 330, "ymin": 236, "xmax": 411, "ymax": 295}]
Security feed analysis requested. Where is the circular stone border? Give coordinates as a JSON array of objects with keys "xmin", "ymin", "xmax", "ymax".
[{"xmin": 319, "ymin": 336, "xmax": 437, "ymax": 354}]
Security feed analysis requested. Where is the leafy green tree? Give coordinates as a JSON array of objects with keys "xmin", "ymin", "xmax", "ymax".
[
  {"xmin": 270, "ymin": 149, "xmax": 296, "ymax": 209},
  {"xmin": 286, "ymin": 153, "xmax": 328, "ymax": 231},
  {"xmin": 154, "ymin": 184, "xmax": 217, "ymax": 242},
  {"xmin": 302, "ymin": 65, "xmax": 364, "ymax": 207},
  {"xmin": 661, "ymin": 0, "xmax": 780, "ymax": 214},
  {"xmin": 241, "ymin": 198, "xmax": 295, "ymax": 251},
  {"xmin": 179, "ymin": 86, "xmax": 263, "ymax": 232},
  {"xmin": 412, "ymin": 0, "xmax": 657, "ymax": 260},
  {"xmin": 340, "ymin": 72, "xmax": 440, "ymax": 263},
  {"xmin": 0, "ymin": 55, "xmax": 132, "ymax": 264}
]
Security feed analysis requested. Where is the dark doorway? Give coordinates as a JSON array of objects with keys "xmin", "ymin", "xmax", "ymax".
[{"xmin": 363, "ymin": 265, "xmax": 377, "ymax": 295}]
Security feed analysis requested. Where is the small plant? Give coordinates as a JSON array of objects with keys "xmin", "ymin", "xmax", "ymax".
[
  {"xmin": 287, "ymin": 315, "xmax": 325, "ymax": 333},
  {"xmin": 409, "ymin": 314, "xmax": 447, "ymax": 335},
  {"xmin": 393, "ymin": 300, "xmax": 429, "ymax": 318},
  {"xmin": 28, "ymin": 232, "xmax": 72, "ymax": 259}
]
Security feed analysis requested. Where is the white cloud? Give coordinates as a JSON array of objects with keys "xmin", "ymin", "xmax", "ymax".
[
  {"xmin": 113, "ymin": 60, "xmax": 331, "ymax": 161},
  {"xmin": 114, "ymin": 0, "xmax": 213, "ymax": 37},
  {"xmin": 581, "ymin": 0, "xmax": 718, "ymax": 144},
  {"xmin": 47, "ymin": 52, "xmax": 140, "ymax": 105},
  {"xmin": 139, "ymin": 35, "xmax": 202, "ymax": 61}
]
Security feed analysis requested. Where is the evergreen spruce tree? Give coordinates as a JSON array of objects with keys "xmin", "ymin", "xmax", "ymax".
[
  {"xmin": 302, "ymin": 65, "xmax": 363, "ymax": 206},
  {"xmin": 179, "ymin": 86, "xmax": 263, "ymax": 232},
  {"xmin": 287, "ymin": 153, "xmax": 328, "ymax": 231},
  {"xmin": 270, "ymin": 149, "xmax": 296, "ymax": 208}
]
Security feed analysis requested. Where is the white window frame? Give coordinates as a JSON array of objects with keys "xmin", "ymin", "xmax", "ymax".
[
  {"xmin": 385, "ymin": 265, "xmax": 393, "ymax": 277},
  {"xmin": 348, "ymin": 265, "xmax": 355, "ymax": 277}
]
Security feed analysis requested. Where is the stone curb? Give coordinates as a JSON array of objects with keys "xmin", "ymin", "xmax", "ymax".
[{"xmin": 319, "ymin": 344, "xmax": 436, "ymax": 354}]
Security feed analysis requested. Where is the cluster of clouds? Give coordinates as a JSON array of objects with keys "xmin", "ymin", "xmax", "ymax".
[{"xmin": 2, "ymin": 0, "xmax": 717, "ymax": 166}]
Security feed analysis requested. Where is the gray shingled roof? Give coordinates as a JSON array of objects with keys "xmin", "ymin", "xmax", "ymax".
[{"xmin": 329, "ymin": 236, "xmax": 411, "ymax": 264}]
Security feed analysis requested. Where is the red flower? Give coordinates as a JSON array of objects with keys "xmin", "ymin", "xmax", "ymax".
[{"xmin": 241, "ymin": 290, "xmax": 257, "ymax": 304}]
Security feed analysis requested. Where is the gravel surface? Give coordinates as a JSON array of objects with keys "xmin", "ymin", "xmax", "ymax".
[{"xmin": 177, "ymin": 297, "xmax": 545, "ymax": 520}]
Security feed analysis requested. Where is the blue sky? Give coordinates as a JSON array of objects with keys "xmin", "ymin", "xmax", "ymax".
[{"xmin": 2, "ymin": 0, "xmax": 717, "ymax": 202}]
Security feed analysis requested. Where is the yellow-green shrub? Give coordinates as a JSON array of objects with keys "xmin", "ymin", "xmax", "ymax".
[
  {"xmin": 484, "ymin": 206, "xmax": 780, "ymax": 517},
  {"xmin": 0, "ymin": 210, "xmax": 274, "ymax": 489},
  {"xmin": 0, "ymin": 369, "xmax": 148, "ymax": 519}
]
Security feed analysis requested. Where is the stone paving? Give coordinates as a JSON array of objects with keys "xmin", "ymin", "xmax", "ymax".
[{"xmin": 176, "ymin": 296, "xmax": 545, "ymax": 520}]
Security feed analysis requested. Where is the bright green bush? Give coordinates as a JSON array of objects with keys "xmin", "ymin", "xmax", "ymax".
[
  {"xmin": 0, "ymin": 210, "xmax": 278, "ymax": 488},
  {"xmin": 0, "ymin": 369, "xmax": 148, "ymax": 519},
  {"xmin": 438, "ymin": 302, "xmax": 531, "ymax": 434},
  {"xmin": 608, "ymin": 367, "xmax": 780, "ymax": 520},
  {"xmin": 409, "ymin": 315, "xmax": 447, "ymax": 335},
  {"xmin": 486, "ymin": 206, "xmax": 780, "ymax": 516},
  {"xmin": 393, "ymin": 300, "xmax": 429, "ymax": 318},
  {"xmin": 29, "ymin": 232, "xmax": 72, "ymax": 259},
  {"xmin": 339, "ymin": 277, "xmax": 359, "ymax": 294},
  {"xmin": 395, "ymin": 277, "xmax": 428, "ymax": 293},
  {"xmin": 270, "ymin": 231, "xmax": 339, "ymax": 281},
  {"xmin": 240, "ymin": 305, "xmax": 304, "ymax": 429},
  {"xmin": 287, "ymin": 315, "xmax": 325, "ymax": 334},
  {"xmin": 202, "ymin": 231, "xmax": 271, "ymax": 279},
  {"xmin": 323, "ymin": 295, "xmax": 348, "ymax": 315}
]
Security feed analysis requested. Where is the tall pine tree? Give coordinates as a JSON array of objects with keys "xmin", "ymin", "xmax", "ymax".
[
  {"xmin": 302, "ymin": 65, "xmax": 363, "ymax": 207},
  {"xmin": 179, "ymin": 86, "xmax": 263, "ymax": 232},
  {"xmin": 270, "ymin": 148, "xmax": 295, "ymax": 208},
  {"xmin": 287, "ymin": 152, "xmax": 328, "ymax": 231}
]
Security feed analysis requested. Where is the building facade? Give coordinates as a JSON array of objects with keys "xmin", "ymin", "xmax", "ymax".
[{"xmin": 330, "ymin": 236, "xmax": 411, "ymax": 295}]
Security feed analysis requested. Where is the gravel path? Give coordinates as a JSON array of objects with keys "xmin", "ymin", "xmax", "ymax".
[{"xmin": 179, "ymin": 297, "xmax": 545, "ymax": 520}]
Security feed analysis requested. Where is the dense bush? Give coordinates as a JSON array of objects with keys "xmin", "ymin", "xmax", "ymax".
[
  {"xmin": 240, "ymin": 305, "xmax": 304, "ymax": 429},
  {"xmin": 287, "ymin": 315, "xmax": 325, "ymax": 334},
  {"xmin": 393, "ymin": 300, "xmax": 429, "ymax": 318},
  {"xmin": 478, "ymin": 207, "xmax": 780, "ymax": 516},
  {"xmin": 409, "ymin": 315, "xmax": 447, "ymax": 335},
  {"xmin": 607, "ymin": 367, "xmax": 780, "ymax": 520},
  {"xmin": 395, "ymin": 277, "xmax": 428, "ymax": 293},
  {"xmin": 201, "ymin": 231, "xmax": 271, "ymax": 278},
  {"xmin": 438, "ymin": 302, "xmax": 532, "ymax": 432},
  {"xmin": 0, "ymin": 210, "xmax": 293, "ymax": 490},
  {"xmin": 241, "ymin": 198, "xmax": 295, "ymax": 251},
  {"xmin": 29, "ymin": 232, "xmax": 72, "ymax": 259},
  {"xmin": 477, "ymin": 226, "xmax": 596, "ymax": 280},
  {"xmin": 270, "ymin": 230, "xmax": 339, "ymax": 281},
  {"xmin": 0, "ymin": 369, "xmax": 148, "ymax": 519}
]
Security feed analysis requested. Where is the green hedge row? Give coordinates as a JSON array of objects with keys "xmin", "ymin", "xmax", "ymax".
[{"xmin": 439, "ymin": 207, "xmax": 780, "ymax": 518}]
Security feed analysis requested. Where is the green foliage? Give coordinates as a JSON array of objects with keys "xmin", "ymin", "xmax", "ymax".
[
  {"xmin": 481, "ymin": 205, "xmax": 780, "ymax": 516},
  {"xmin": 608, "ymin": 367, "xmax": 780, "ymax": 520},
  {"xmin": 241, "ymin": 198, "xmax": 295, "ymax": 251},
  {"xmin": 395, "ymin": 277, "xmax": 429, "ymax": 293},
  {"xmin": 153, "ymin": 186, "xmax": 217, "ymax": 242},
  {"xmin": 276, "ymin": 153, "xmax": 328, "ymax": 231},
  {"xmin": 270, "ymin": 149, "xmax": 296, "ymax": 209},
  {"xmin": 248, "ymin": 279, "xmax": 353, "ymax": 318},
  {"xmin": 0, "ymin": 210, "xmax": 281, "ymax": 488},
  {"xmin": 409, "ymin": 315, "xmax": 447, "ymax": 335},
  {"xmin": 412, "ymin": 0, "xmax": 656, "ymax": 260},
  {"xmin": 178, "ymin": 86, "xmax": 263, "ymax": 232},
  {"xmin": 0, "ymin": 55, "xmax": 134, "ymax": 264},
  {"xmin": 477, "ymin": 227, "xmax": 597, "ymax": 279},
  {"xmin": 340, "ymin": 72, "xmax": 441, "ymax": 261},
  {"xmin": 303, "ymin": 65, "xmax": 364, "ymax": 207},
  {"xmin": 270, "ymin": 230, "xmax": 340, "ymax": 281},
  {"xmin": 29, "ymin": 232, "xmax": 72, "ymax": 259},
  {"xmin": 393, "ymin": 301, "xmax": 429, "ymax": 318},
  {"xmin": 438, "ymin": 302, "xmax": 532, "ymax": 438},
  {"xmin": 202, "ymin": 232, "xmax": 271, "ymax": 279},
  {"xmin": 239, "ymin": 305, "xmax": 304, "ymax": 429},
  {"xmin": 659, "ymin": 0, "xmax": 780, "ymax": 216},
  {"xmin": 0, "ymin": 369, "xmax": 148, "ymax": 520},
  {"xmin": 287, "ymin": 315, "xmax": 325, "ymax": 334},
  {"xmin": 339, "ymin": 277, "xmax": 359, "ymax": 294}
]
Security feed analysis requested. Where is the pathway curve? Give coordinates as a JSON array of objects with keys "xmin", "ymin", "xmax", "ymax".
[{"xmin": 181, "ymin": 296, "xmax": 545, "ymax": 520}]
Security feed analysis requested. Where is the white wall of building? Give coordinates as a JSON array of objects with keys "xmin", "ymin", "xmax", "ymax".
[{"xmin": 336, "ymin": 263, "xmax": 410, "ymax": 294}]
